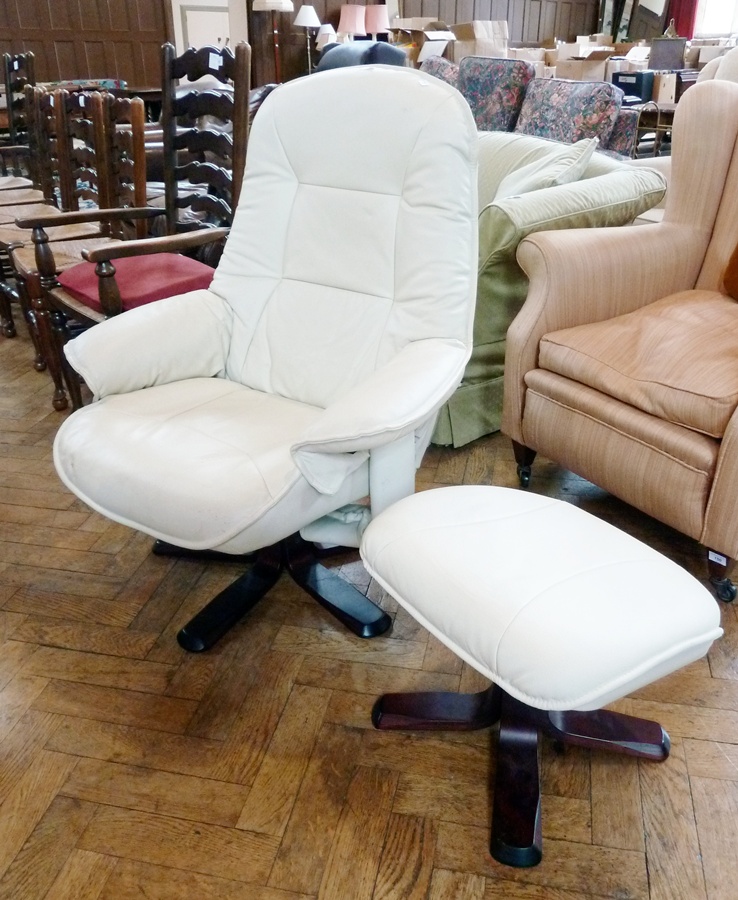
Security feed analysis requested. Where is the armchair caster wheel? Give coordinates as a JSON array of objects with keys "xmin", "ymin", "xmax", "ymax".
[
  {"xmin": 710, "ymin": 576, "xmax": 736, "ymax": 602},
  {"xmin": 517, "ymin": 465, "xmax": 531, "ymax": 488}
]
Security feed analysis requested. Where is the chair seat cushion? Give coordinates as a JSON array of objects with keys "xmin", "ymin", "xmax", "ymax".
[
  {"xmin": 360, "ymin": 485, "xmax": 722, "ymax": 711},
  {"xmin": 57, "ymin": 253, "xmax": 214, "ymax": 314},
  {"xmin": 538, "ymin": 290, "xmax": 738, "ymax": 438},
  {"xmin": 54, "ymin": 377, "xmax": 369, "ymax": 553}
]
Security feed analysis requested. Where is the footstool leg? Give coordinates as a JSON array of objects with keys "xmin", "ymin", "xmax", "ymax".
[
  {"xmin": 543, "ymin": 709, "xmax": 670, "ymax": 761},
  {"xmin": 371, "ymin": 685, "xmax": 501, "ymax": 731},
  {"xmin": 491, "ymin": 706, "xmax": 542, "ymax": 868}
]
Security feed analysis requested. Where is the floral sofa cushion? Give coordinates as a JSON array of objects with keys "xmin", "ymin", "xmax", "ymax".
[
  {"xmin": 419, "ymin": 56, "xmax": 459, "ymax": 88},
  {"xmin": 603, "ymin": 106, "xmax": 639, "ymax": 157},
  {"xmin": 514, "ymin": 78, "xmax": 621, "ymax": 146},
  {"xmin": 458, "ymin": 56, "xmax": 535, "ymax": 131}
]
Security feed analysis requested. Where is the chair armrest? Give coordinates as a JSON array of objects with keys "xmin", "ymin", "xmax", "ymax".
[
  {"xmin": 82, "ymin": 227, "xmax": 230, "ymax": 263},
  {"xmin": 15, "ymin": 206, "xmax": 164, "ymax": 231},
  {"xmin": 292, "ymin": 338, "xmax": 470, "ymax": 494},
  {"xmin": 479, "ymin": 167, "xmax": 667, "ymax": 270},
  {"xmin": 64, "ymin": 290, "xmax": 233, "ymax": 399},
  {"xmin": 501, "ymin": 221, "xmax": 706, "ymax": 443}
]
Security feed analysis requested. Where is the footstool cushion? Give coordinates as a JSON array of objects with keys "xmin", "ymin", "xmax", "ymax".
[{"xmin": 360, "ymin": 486, "xmax": 722, "ymax": 711}]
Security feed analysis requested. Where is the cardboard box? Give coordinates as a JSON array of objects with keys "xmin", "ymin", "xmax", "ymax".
[
  {"xmin": 555, "ymin": 48, "xmax": 614, "ymax": 82},
  {"xmin": 389, "ymin": 24, "xmax": 456, "ymax": 66},
  {"xmin": 652, "ymin": 72, "xmax": 677, "ymax": 104},
  {"xmin": 450, "ymin": 21, "xmax": 508, "ymax": 62},
  {"xmin": 510, "ymin": 47, "xmax": 546, "ymax": 62}
]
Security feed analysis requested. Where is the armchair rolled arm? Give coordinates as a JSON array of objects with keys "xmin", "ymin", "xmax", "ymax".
[
  {"xmin": 292, "ymin": 338, "xmax": 470, "ymax": 494},
  {"xmin": 64, "ymin": 290, "xmax": 233, "ymax": 400}
]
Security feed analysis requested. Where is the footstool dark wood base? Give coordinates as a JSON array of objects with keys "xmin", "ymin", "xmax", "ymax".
[{"xmin": 372, "ymin": 685, "xmax": 669, "ymax": 868}]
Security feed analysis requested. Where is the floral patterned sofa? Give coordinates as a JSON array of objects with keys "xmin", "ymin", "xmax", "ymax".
[{"xmin": 419, "ymin": 55, "xmax": 639, "ymax": 158}]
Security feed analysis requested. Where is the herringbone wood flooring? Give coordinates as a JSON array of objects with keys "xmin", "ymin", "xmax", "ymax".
[{"xmin": 1, "ymin": 324, "xmax": 738, "ymax": 900}]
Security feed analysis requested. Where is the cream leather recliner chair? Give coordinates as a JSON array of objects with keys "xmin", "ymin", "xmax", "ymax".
[
  {"xmin": 53, "ymin": 66, "xmax": 479, "ymax": 652},
  {"xmin": 502, "ymin": 80, "xmax": 738, "ymax": 601}
]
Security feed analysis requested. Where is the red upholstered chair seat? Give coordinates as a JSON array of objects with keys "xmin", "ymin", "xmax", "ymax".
[{"xmin": 57, "ymin": 253, "xmax": 214, "ymax": 315}]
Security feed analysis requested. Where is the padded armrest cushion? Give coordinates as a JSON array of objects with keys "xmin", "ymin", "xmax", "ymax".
[
  {"xmin": 64, "ymin": 289, "xmax": 233, "ymax": 399},
  {"xmin": 479, "ymin": 166, "xmax": 667, "ymax": 269},
  {"xmin": 292, "ymin": 338, "xmax": 470, "ymax": 494}
]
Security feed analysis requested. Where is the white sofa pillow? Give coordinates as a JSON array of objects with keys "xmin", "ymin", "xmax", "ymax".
[{"xmin": 495, "ymin": 138, "xmax": 599, "ymax": 200}]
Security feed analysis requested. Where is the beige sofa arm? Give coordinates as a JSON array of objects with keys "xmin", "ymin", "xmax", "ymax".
[{"xmin": 501, "ymin": 221, "xmax": 705, "ymax": 442}]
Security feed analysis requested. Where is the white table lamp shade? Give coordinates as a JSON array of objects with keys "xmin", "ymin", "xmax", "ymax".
[
  {"xmin": 364, "ymin": 5, "xmax": 390, "ymax": 35},
  {"xmin": 316, "ymin": 24, "xmax": 337, "ymax": 50},
  {"xmin": 338, "ymin": 4, "xmax": 366, "ymax": 36},
  {"xmin": 294, "ymin": 4, "xmax": 321, "ymax": 27}
]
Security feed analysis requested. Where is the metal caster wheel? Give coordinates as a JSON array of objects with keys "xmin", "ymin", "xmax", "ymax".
[
  {"xmin": 517, "ymin": 465, "xmax": 531, "ymax": 488},
  {"xmin": 710, "ymin": 576, "xmax": 736, "ymax": 602}
]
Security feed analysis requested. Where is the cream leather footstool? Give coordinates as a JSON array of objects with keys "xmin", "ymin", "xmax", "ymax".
[{"xmin": 360, "ymin": 485, "xmax": 723, "ymax": 868}]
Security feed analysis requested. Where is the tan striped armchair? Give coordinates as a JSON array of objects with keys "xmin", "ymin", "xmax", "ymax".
[{"xmin": 502, "ymin": 79, "xmax": 738, "ymax": 601}]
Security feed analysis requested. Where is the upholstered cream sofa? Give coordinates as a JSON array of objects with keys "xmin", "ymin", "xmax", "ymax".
[{"xmin": 432, "ymin": 130, "xmax": 667, "ymax": 447}]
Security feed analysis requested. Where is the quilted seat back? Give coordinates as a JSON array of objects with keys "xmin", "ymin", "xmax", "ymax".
[
  {"xmin": 458, "ymin": 56, "xmax": 535, "ymax": 131},
  {"xmin": 514, "ymin": 78, "xmax": 621, "ymax": 146},
  {"xmin": 210, "ymin": 65, "xmax": 479, "ymax": 409}
]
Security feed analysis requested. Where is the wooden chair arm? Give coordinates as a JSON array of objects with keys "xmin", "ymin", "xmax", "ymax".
[
  {"xmin": 82, "ymin": 227, "xmax": 230, "ymax": 263},
  {"xmin": 16, "ymin": 206, "xmax": 164, "ymax": 231}
]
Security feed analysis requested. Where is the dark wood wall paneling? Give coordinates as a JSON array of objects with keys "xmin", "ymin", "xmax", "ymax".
[
  {"xmin": 270, "ymin": 0, "xmax": 599, "ymax": 84},
  {"xmin": 0, "ymin": 0, "xmax": 599, "ymax": 88},
  {"xmin": 0, "ymin": 0, "xmax": 169, "ymax": 88}
]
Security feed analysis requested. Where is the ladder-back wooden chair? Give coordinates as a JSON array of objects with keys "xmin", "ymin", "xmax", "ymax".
[{"xmin": 15, "ymin": 90, "xmax": 221, "ymax": 410}]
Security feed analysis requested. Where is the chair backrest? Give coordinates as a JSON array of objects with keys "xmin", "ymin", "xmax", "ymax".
[
  {"xmin": 26, "ymin": 85, "xmax": 61, "ymax": 204},
  {"xmin": 514, "ymin": 78, "xmax": 622, "ymax": 145},
  {"xmin": 419, "ymin": 56, "xmax": 459, "ymax": 87},
  {"xmin": 54, "ymin": 90, "xmax": 108, "ymax": 213},
  {"xmin": 210, "ymin": 65, "xmax": 478, "ymax": 409},
  {"xmin": 603, "ymin": 107, "xmax": 639, "ymax": 157},
  {"xmin": 160, "ymin": 41, "xmax": 251, "ymax": 235},
  {"xmin": 2, "ymin": 51, "xmax": 35, "ymax": 146},
  {"xmin": 53, "ymin": 89, "xmax": 148, "ymax": 237},
  {"xmin": 672, "ymin": 81, "xmax": 738, "ymax": 292},
  {"xmin": 458, "ymin": 56, "xmax": 535, "ymax": 132}
]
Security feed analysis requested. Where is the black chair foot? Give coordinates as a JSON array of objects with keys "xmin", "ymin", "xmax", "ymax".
[
  {"xmin": 168, "ymin": 534, "xmax": 391, "ymax": 652},
  {"xmin": 176, "ymin": 545, "xmax": 283, "ymax": 652},
  {"xmin": 286, "ymin": 535, "xmax": 392, "ymax": 639}
]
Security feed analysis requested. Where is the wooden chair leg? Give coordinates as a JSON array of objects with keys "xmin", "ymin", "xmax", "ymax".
[
  {"xmin": 707, "ymin": 549, "xmax": 736, "ymax": 602},
  {"xmin": 371, "ymin": 685, "xmax": 670, "ymax": 867},
  {"xmin": 491, "ymin": 702, "xmax": 542, "ymax": 867},
  {"xmin": 26, "ymin": 272, "xmax": 68, "ymax": 410}
]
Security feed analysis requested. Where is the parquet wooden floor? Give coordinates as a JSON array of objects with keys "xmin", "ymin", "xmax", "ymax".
[{"xmin": 1, "ymin": 324, "xmax": 737, "ymax": 900}]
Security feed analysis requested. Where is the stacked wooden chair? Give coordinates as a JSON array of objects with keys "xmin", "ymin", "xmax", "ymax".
[{"xmin": 13, "ymin": 41, "xmax": 252, "ymax": 410}]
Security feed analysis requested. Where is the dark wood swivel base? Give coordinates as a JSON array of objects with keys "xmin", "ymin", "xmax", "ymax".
[
  {"xmin": 372, "ymin": 684, "xmax": 670, "ymax": 867},
  {"xmin": 153, "ymin": 534, "xmax": 392, "ymax": 652}
]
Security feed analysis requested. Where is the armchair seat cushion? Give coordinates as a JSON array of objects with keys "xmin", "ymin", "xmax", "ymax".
[
  {"xmin": 54, "ymin": 377, "xmax": 369, "ymax": 552},
  {"xmin": 57, "ymin": 252, "xmax": 214, "ymax": 314},
  {"xmin": 538, "ymin": 290, "xmax": 738, "ymax": 438}
]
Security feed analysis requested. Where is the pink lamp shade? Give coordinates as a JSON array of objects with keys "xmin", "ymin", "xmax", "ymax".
[
  {"xmin": 364, "ymin": 4, "xmax": 390, "ymax": 36},
  {"xmin": 337, "ymin": 4, "xmax": 367, "ymax": 37}
]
